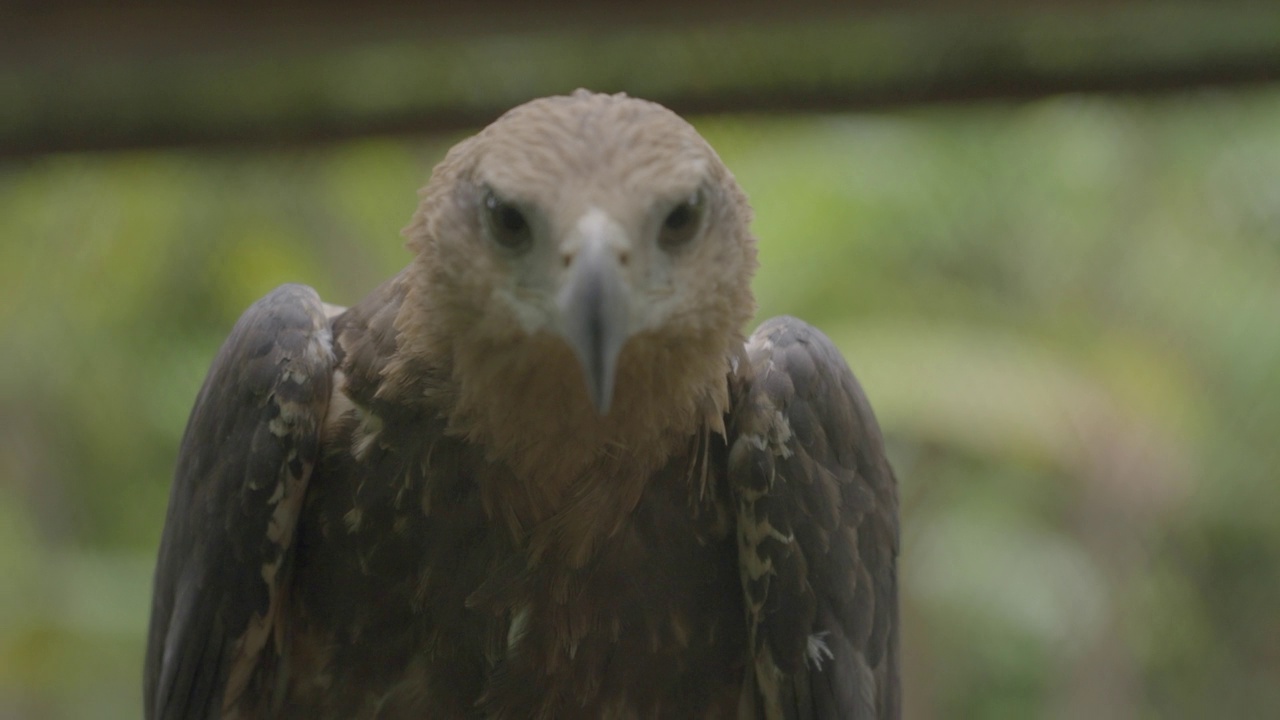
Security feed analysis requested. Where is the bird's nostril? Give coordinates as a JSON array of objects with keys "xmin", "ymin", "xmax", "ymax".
[
  {"xmin": 561, "ymin": 253, "xmax": 573, "ymax": 269},
  {"xmin": 618, "ymin": 251, "xmax": 630, "ymax": 267}
]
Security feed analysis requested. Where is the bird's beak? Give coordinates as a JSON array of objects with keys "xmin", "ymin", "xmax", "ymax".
[{"xmin": 557, "ymin": 220, "xmax": 632, "ymax": 415}]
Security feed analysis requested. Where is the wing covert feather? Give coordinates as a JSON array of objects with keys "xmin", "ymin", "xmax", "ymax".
[
  {"xmin": 144, "ymin": 284, "xmax": 335, "ymax": 720},
  {"xmin": 729, "ymin": 316, "xmax": 900, "ymax": 720}
]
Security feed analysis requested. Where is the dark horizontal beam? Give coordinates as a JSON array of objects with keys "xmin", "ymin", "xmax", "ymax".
[
  {"xmin": 2, "ymin": 2, "xmax": 1278, "ymax": 157},
  {"xmin": 3, "ymin": 1, "xmax": 1085, "ymax": 65}
]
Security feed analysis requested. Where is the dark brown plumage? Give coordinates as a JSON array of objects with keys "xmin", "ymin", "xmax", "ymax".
[{"xmin": 145, "ymin": 90, "xmax": 900, "ymax": 719}]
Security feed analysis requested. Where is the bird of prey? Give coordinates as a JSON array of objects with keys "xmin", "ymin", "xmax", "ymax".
[{"xmin": 145, "ymin": 90, "xmax": 899, "ymax": 720}]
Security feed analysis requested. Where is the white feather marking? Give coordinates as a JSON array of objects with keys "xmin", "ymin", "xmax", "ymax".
[
  {"xmin": 768, "ymin": 411, "xmax": 794, "ymax": 459},
  {"xmin": 507, "ymin": 606, "xmax": 530, "ymax": 654},
  {"xmin": 351, "ymin": 409, "xmax": 384, "ymax": 460},
  {"xmin": 343, "ymin": 507, "xmax": 363, "ymax": 533},
  {"xmin": 806, "ymin": 631, "xmax": 835, "ymax": 670},
  {"xmin": 266, "ymin": 476, "xmax": 285, "ymax": 506}
]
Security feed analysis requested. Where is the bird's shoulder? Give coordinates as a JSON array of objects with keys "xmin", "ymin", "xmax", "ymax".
[{"xmin": 328, "ymin": 271, "xmax": 433, "ymax": 413}]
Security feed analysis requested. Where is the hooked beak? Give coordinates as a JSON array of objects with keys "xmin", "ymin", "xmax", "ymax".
[{"xmin": 557, "ymin": 220, "xmax": 632, "ymax": 415}]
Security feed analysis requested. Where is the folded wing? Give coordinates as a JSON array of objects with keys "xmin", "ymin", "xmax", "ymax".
[
  {"xmin": 729, "ymin": 316, "xmax": 900, "ymax": 720},
  {"xmin": 144, "ymin": 284, "xmax": 335, "ymax": 720}
]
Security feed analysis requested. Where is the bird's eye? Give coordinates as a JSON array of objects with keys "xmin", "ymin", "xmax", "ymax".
[
  {"xmin": 659, "ymin": 191, "xmax": 703, "ymax": 250},
  {"xmin": 483, "ymin": 190, "xmax": 532, "ymax": 251}
]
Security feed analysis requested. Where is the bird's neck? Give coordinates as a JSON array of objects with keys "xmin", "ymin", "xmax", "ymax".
[
  {"xmin": 391, "ymin": 268, "xmax": 740, "ymax": 549},
  {"xmin": 448, "ymin": 336, "xmax": 734, "ymax": 548}
]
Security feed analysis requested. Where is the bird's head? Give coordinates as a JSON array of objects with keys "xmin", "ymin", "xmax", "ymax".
[{"xmin": 401, "ymin": 91, "xmax": 757, "ymax": 463}]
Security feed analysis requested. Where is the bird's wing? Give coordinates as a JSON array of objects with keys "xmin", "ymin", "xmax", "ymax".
[
  {"xmin": 144, "ymin": 284, "xmax": 335, "ymax": 720},
  {"xmin": 729, "ymin": 316, "xmax": 900, "ymax": 720}
]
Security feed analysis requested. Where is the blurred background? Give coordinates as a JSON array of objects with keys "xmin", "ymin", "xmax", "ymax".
[{"xmin": 3, "ymin": 2, "xmax": 1280, "ymax": 718}]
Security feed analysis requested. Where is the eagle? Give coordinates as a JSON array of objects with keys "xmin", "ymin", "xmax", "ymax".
[{"xmin": 144, "ymin": 90, "xmax": 900, "ymax": 720}]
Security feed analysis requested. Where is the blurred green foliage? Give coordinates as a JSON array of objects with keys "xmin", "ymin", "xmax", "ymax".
[{"xmin": 2, "ymin": 89, "xmax": 1279, "ymax": 719}]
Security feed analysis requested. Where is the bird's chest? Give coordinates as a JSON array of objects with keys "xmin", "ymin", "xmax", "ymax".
[{"xmin": 282, "ymin": 431, "xmax": 747, "ymax": 719}]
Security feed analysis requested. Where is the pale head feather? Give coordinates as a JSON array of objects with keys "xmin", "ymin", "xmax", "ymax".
[{"xmin": 395, "ymin": 90, "xmax": 757, "ymax": 532}]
